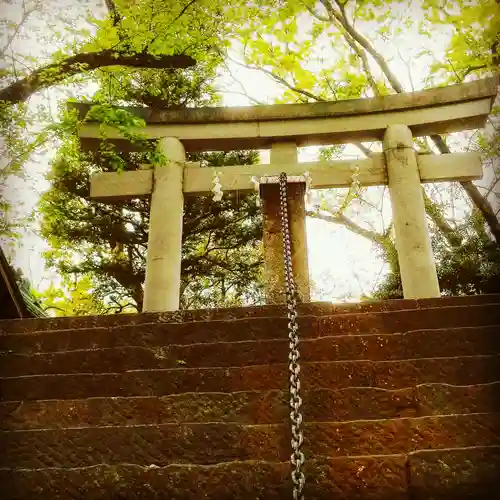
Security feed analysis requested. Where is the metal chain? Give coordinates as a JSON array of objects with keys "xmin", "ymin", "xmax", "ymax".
[{"xmin": 278, "ymin": 172, "xmax": 306, "ymax": 500}]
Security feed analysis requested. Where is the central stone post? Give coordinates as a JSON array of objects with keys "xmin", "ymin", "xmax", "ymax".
[
  {"xmin": 260, "ymin": 143, "xmax": 310, "ymax": 304},
  {"xmin": 143, "ymin": 137, "xmax": 185, "ymax": 312}
]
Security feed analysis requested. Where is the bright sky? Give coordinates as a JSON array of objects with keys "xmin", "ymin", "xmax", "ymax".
[{"xmin": 1, "ymin": 0, "xmax": 492, "ymax": 306}]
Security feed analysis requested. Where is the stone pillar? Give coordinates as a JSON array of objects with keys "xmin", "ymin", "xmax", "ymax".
[
  {"xmin": 260, "ymin": 143, "xmax": 310, "ymax": 304},
  {"xmin": 143, "ymin": 137, "xmax": 185, "ymax": 312},
  {"xmin": 383, "ymin": 124, "xmax": 440, "ymax": 299}
]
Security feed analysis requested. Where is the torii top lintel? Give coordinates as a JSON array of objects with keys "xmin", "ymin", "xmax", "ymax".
[{"xmin": 73, "ymin": 76, "xmax": 498, "ymax": 152}]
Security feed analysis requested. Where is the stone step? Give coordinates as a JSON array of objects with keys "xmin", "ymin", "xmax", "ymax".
[
  {"xmin": 2, "ymin": 414, "xmax": 499, "ymax": 469},
  {"xmin": 2, "ymin": 355, "xmax": 500, "ymax": 402},
  {"xmin": 408, "ymin": 446, "xmax": 500, "ymax": 499},
  {"xmin": 0, "ymin": 456, "xmax": 407, "ymax": 500},
  {"xmin": 0, "ymin": 316, "xmax": 317, "ymax": 354},
  {"xmin": 5, "ymin": 446, "xmax": 497, "ymax": 500},
  {"xmin": 1, "ymin": 305, "xmax": 499, "ymax": 355},
  {"xmin": 2, "ymin": 326, "xmax": 499, "ymax": 376},
  {"xmin": 2, "ymin": 293, "xmax": 498, "ymax": 334},
  {"xmin": 317, "ymin": 303, "xmax": 500, "ymax": 336},
  {"xmin": 2, "ymin": 383, "xmax": 499, "ymax": 431}
]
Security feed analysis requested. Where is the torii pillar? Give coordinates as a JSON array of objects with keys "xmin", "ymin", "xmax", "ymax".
[
  {"xmin": 143, "ymin": 137, "xmax": 185, "ymax": 312},
  {"xmin": 260, "ymin": 143, "xmax": 310, "ymax": 304},
  {"xmin": 384, "ymin": 125, "xmax": 440, "ymax": 298}
]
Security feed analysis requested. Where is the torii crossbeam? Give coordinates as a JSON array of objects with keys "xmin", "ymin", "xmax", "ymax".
[{"xmin": 72, "ymin": 76, "xmax": 499, "ymax": 312}]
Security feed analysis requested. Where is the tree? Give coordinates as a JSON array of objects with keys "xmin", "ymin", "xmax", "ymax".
[
  {"xmin": 33, "ymin": 274, "xmax": 112, "ymax": 316},
  {"xmin": 0, "ymin": 0, "xmax": 228, "ymax": 254},
  {"xmin": 0, "ymin": 103, "xmax": 43, "ymax": 242},
  {"xmin": 0, "ymin": 0, "xmax": 233, "ymax": 105}
]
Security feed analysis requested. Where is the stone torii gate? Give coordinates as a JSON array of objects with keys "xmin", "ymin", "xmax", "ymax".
[{"xmin": 72, "ymin": 76, "xmax": 498, "ymax": 312}]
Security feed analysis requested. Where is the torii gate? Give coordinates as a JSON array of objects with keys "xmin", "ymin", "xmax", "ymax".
[{"xmin": 72, "ymin": 76, "xmax": 499, "ymax": 312}]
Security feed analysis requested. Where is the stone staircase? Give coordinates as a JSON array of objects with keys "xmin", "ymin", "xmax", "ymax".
[{"xmin": 1, "ymin": 294, "xmax": 500, "ymax": 499}]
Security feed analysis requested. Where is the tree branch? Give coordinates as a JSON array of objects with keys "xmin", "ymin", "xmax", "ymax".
[
  {"xmin": 1, "ymin": 0, "xmax": 40, "ymax": 57},
  {"xmin": 307, "ymin": 208, "xmax": 400, "ymax": 272},
  {"xmin": 306, "ymin": 208, "xmax": 387, "ymax": 246},
  {"xmin": 301, "ymin": 1, "xmax": 330, "ymax": 22},
  {"xmin": 429, "ymin": 133, "xmax": 500, "ymax": 244},
  {"xmin": 129, "ymin": 91, "xmax": 182, "ymax": 109},
  {"xmin": 461, "ymin": 64, "xmax": 487, "ymax": 79},
  {"xmin": 314, "ymin": 1, "xmax": 380, "ymax": 97},
  {"xmin": 461, "ymin": 180, "xmax": 500, "ymax": 242},
  {"xmin": 221, "ymin": 58, "xmax": 265, "ymax": 105},
  {"xmin": 171, "ymin": 0, "xmax": 199, "ymax": 25},
  {"xmin": 222, "ymin": 90, "xmax": 264, "ymax": 105},
  {"xmin": 344, "ymin": 29, "xmax": 380, "ymax": 95},
  {"xmin": 421, "ymin": 189, "xmax": 462, "ymax": 247},
  {"xmin": 226, "ymin": 54, "xmax": 326, "ymax": 102},
  {"xmin": 0, "ymin": 51, "xmax": 196, "ymax": 104},
  {"xmin": 492, "ymin": 0, "xmax": 500, "ymax": 67},
  {"xmin": 354, "ymin": 142, "xmax": 372, "ymax": 156},
  {"xmin": 319, "ymin": 0, "xmax": 404, "ymax": 92},
  {"xmin": 104, "ymin": 0, "xmax": 121, "ymax": 26}
]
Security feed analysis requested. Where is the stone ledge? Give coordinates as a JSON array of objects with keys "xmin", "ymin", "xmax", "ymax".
[
  {"xmin": 2, "ymin": 414, "xmax": 499, "ymax": 468},
  {"xmin": 2, "ymin": 383, "xmax": 499, "ymax": 431},
  {"xmin": 2, "ymin": 325, "xmax": 500, "ymax": 375},
  {"xmin": 1, "ymin": 293, "xmax": 499, "ymax": 335},
  {"xmin": 2, "ymin": 355, "xmax": 500, "ymax": 402},
  {"xmin": 408, "ymin": 445, "xmax": 500, "ymax": 499},
  {"xmin": 3, "ymin": 446, "xmax": 499, "ymax": 500},
  {"xmin": 0, "ymin": 456, "xmax": 409, "ymax": 500}
]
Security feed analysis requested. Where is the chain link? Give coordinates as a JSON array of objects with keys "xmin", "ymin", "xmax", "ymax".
[{"xmin": 279, "ymin": 172, "xmax": 305, "ymax": 500}]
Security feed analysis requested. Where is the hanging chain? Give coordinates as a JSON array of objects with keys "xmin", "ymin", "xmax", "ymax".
[{"xmin": 278, "ymin": 172, "xmax": 306, "ymax": 500}]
